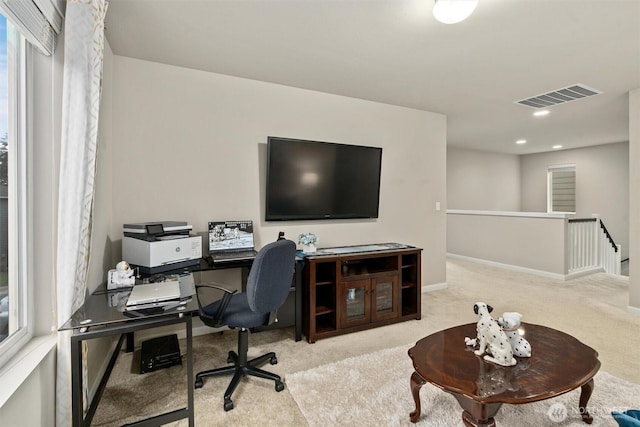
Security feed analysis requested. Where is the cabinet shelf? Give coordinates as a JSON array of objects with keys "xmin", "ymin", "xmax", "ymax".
[
  {"xmin": 302, "ymin": 246, "xmax": 422, "ymax": 343},
  {"xmin": 341, "ymin": 255, "xmax": 399, "ymax": 278},
  {"xmin": 315, "ymin": 305, "xmax": 334, "ymax": 316},
  {"xmin": 316, "ymin": 281, "xmax": 334, "ymax": 286}
]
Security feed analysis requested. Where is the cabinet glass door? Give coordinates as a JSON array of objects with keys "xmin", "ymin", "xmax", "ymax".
[
  {"xmin": 372, "ymin": 276, "xmax": 399, "ymax": 321},
  {"xmin": 341, "ymin": 280, "xmax": 370, "ymax": 327}
]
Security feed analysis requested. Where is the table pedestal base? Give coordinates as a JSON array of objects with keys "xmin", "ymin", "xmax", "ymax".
[
  {"xmin": 462, "ymin": 410, "xmax": 496, "ymax": 427},
  {"xmin": 454, "ymin": 394, "xmax": 502, "ymax": 427},
  {"xmin": 409, "ymin": 370, "xmax": 596, "ymax": 426}
]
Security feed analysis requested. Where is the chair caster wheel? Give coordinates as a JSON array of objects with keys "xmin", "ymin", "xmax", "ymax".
[
  {"xmin": 275, "ymin": 381, "xmax": 285, "ymax": 392},
  {"xmin": 224, "ymin": 400, "xmax": 234, "ymax": 411},
  {"xmin": 194, "ymin": 378, "xmax": 203, "ymax": 389},
  {"xmin": 270, "ymin": 356, "xmax": 278, "ymax": 365},
  {"xmin": 227, "ymin": 351, "xmax": 234, "ymax": 363}
]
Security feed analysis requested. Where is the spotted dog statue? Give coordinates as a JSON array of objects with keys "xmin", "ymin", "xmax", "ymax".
[
  {"xmin": 498, "ymin": 312, "xmax": 531, "ymax": 358},
  {"xmin": 467, "ymin": 302, "xmax": 516, "ymax": 367}
]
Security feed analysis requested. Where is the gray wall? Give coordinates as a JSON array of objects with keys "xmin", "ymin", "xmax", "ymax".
[
  {"xmin": 447, "ymin": 142, "xmax": 629, "ymax": 261},
  {"xmin": 109, "ymin": 56, "xmax": 448, "ymax": 287},
  {"xmin": 74, "ymin": 53, "xmax": 448, "ymax": 411},
  {"xmin": 447, "ymin": 147, "xmax": 521, "ymax": 211},
  {"xmin": 448, "ymin": 212, "xmax": 568, "ymax": 276},
  {"xmin": 520, "ymin": 142, "xmax": 629, "ymax": 260}
]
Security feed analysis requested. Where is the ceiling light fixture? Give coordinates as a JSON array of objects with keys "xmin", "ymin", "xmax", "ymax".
[
  {"xmin": 432, "ymin": 0, "xmax": 478, "ymax": 24},
  {"xmin": 533, "ymin": 110, "xmax": 550, "ymax": 117},
  {"xmin": 552, "ymin": 145, "xmax": 563, "ymax": 149},
  {"xmin": 516, "ymin": 139, "xmax": 527, "ymax": 145}
]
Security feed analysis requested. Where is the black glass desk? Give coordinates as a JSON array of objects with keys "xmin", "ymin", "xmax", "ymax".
[
  {"xmin": 60, "ymin": 287, "xmax": 197, "ymax": 427},
  {"xmin": 59, "ymin": 256, "xmax": 303, "ymax": 426}
]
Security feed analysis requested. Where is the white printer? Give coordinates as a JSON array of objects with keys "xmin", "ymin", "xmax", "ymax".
[{"xmin": 122, "ymin": 222, "xmax": 202, "ymax": 274}]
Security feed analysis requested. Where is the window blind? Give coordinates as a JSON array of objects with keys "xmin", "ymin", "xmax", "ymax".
[
  {"xmin": 0, "ymin": 0, "xmax": 64, "ymax": 55},
  {"xmin": 548, "ymin": 165, "xmax": 576, "ymax": 213}
]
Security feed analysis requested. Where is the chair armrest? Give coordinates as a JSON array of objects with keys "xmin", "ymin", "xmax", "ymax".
[
  {"xmin": 195, "ymin": 283, "xmax": 235, "ymax": 294},
  {"xmin": 195, "ymin": 283, "xmax": 238, "ymax": 328}
]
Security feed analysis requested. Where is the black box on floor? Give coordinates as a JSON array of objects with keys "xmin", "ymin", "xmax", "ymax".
[{"xmin": 140, "ymin": 334, "xmax": 182, "ymax": 374}]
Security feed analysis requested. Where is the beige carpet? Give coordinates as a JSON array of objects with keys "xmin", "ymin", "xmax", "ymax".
[
  {"xmin": 286, "ymin": 344, "xmax": 640, "ymax": 426},
  {"xmin": 91, "ymin": 258, "xmax": 640, "ymax": 426}
]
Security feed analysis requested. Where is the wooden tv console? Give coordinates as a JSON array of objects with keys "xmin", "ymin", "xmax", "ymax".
[{"xmin": 301, "ymin": 244, "xmax": 422, "ymax": 343}]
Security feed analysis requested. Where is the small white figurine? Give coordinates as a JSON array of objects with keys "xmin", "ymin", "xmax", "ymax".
[
  {"xmin": 466, "ymin": 302, "xmax": 516, "ymax": 367},
  {"xmin": 107, "ymin": 261, "xmax": 136, "ymax": 289},
  {"xmin": 497, "ymin": 312, "xmax": 532, "ymax": 357}
]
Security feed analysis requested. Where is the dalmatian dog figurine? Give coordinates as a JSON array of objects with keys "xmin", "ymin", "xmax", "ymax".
[
  {"xmin": 498, "ymin": 312, "xmax": 531, "ymax": 358},
  {"xmin": 469, "ymin": 302, "xmax": 516, "ymax": 367}
]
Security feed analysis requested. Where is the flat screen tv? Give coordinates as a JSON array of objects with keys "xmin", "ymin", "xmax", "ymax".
[{"xmin": 265, "ymin": 136, "xmax": 382, "ymax": 221}]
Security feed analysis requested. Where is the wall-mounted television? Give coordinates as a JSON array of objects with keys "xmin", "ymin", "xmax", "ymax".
[{"xmin": 265, "ymin": 137, "xmax": 383, "ymax": 221}]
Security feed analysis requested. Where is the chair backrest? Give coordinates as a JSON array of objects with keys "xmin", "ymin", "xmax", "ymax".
[{"xmin": 245, "ymin": 239, "xmax": 296, "ymax": 314}]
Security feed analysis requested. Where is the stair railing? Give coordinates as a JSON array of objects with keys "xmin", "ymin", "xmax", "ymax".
[{"xmin": 567, "ymin": 215, "xmax": 621, "ymax": 275}]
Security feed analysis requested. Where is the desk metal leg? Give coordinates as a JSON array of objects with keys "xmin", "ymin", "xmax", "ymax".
[
  {"xmin": 71, "ymin": 336, "xmax": 83, "ymax": 427},
  {"xmin": 186, "ymin": 315, "xmax": 194, "ymax": 426},
  {"xmin": 126, "ymin": 332, "xmax": 134, "ymax": 352},
  {"xmin": 86, "ymin": 334, "xmax": 126, "ymax": 425},
  {"xmin": 71, "ymin": 333, "xmax": 127, "ymax": 427}
]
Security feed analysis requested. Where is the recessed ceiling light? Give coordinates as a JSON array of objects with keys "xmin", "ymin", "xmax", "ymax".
[
  {"xmin": 534, "ymin": 110, "xmax": 550, "ymax": 117},
  {"xmin": 552, "ymin": 145, "xmax": 563, "ymax": 149},
  {"xmin": 516, "ymin": 139, "xmax": 527, "ymax": 145}
]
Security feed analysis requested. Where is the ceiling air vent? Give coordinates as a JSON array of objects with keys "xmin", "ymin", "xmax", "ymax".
[{"xmin": 515, "ymin": 84, "xmax": 602, "ymax": 109}]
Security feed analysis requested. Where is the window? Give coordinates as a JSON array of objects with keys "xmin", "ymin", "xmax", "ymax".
[
  {"xmin": 547, "ymin": 164, "xmax": 576, "ymax": 214},
  {"xmin": 0, "ymin": 13, "xmax": 30, "ymax": 368}
]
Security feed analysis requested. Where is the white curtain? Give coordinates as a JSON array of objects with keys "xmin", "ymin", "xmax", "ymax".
[{"xmin": 56, "ymin": 0, "xmax": 108, "ymax": 425}]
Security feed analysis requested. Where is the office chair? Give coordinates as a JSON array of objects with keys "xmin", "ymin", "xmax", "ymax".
[{"xmin": 194, "ymin": 238, "xmax": 296, "ymax": 411}]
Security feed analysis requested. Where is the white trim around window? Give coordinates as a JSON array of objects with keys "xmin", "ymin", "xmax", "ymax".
[
  {"xmin": 547, "ymin": 163, "xmax": 576, "ymax": 214},
  {"xmin": 0, "ymin": 24, "xmax": 32, "ymax": 371}
]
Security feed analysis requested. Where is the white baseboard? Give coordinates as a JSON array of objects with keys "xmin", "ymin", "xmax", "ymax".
[
  {"xmin": 564, "ymin": 267, "xmax": 604, "ymax": 280},
  {"xmin": 190, "ymin": 324, "xmax": 228, "ymax": 338},
  {"xmin": 628, "ymin": 305, "xmax": 640, "ymax": 316},
  {"xmin": 447, "ymin": 253, "xmax": 570, "ymax": 280},
  {"xmin": 422, "ymin": 282, "xmax": 448, "ymax": 293},
  {"xmin": 159, "ymin": 324, "xmax": 230, "ymax": 341}
]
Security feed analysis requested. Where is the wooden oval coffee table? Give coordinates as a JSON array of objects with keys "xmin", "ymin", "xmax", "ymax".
[{"xmin": 408, "ymin": 323, "xmax": 600, "ymax": 426}]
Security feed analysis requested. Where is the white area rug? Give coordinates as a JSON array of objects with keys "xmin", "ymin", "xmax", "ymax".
[{"xmin": 286, "ymin": 345, "xmax": 640, "ymax": 426}]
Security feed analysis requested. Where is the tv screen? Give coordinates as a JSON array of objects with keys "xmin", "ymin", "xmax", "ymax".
[{"xmin": 265, "ymin": 137, "xmax": 382, "ymax": 221}]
